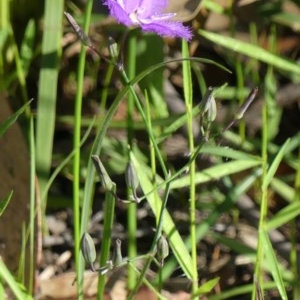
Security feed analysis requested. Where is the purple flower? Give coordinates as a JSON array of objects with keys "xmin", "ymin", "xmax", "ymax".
[{"xmin": 103, "ymin": 0, "xmax": 192, "ymax": 40}]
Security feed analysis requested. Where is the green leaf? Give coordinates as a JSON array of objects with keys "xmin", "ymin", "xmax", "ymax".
[
  {"xmin": 35, "ymin": 0, "xmax": 64, "ymax": 202},
  {"xmin": 192, "ymin": 277, "xmax": 220, "ymax": 298},
  {"xmin": 266, "ymin": 201, "xmax": 300, "ymax": 230},
  {"xmin": 199, "ymin": 146, "xmax": 261, "ymax": 161},
  {"xmin": 211, "ymin": 233, "xmax": 256, "ymax": 256},
  {"xmin": 199, "ymin": 29, "xmax": 300, "ymax": 75},
  {"xmin": 0, "ymin": 100, "xmax": 32, "ymax": 137},
  {"xmin": 263, "ymin": 139, "xmax": 290, "ymax": 189},
  {"xmin": 270, "ymin": 178, "xmax": 294, "ymax": 203},
  {"xmin": 172, "ymin": 160, "xmax": 261, "ymax": 189},
  {"xmin": 0, "ymin": 191, "xmax": 13, "ymax": 217},
  {"xmin": 0, "ymin": 259, "xmax": 33, "ymax": 300},
  {"xmin": 260, "ymin": 230, "xmax": 288, "ymax": 300},
  {"xmin": 272, "ymin": 12, "xmax": 300, "ymax": 31}
]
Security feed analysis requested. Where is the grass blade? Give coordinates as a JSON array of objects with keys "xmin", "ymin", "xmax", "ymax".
[
  {"xmin": 263, "ymin": 139, "xmax": 290, "ymax": 189},
  {"xmin": 260, "ymin": 230, "xmax": 288, "ymax": 300},
  {"xmin": 172, "ymin": 160, "xmax": 261, "ymax": 189},
  {"xmin": 0, "ymin": 100, "xmax": 31, "ymax": 137},
  {"xmin": 0, "ymin": 191, "xmax": 13, "ymax": 217},
  {"xmin": 0, "ymin": 258, "xmax": 33, "ymax": 300},
  {"xmin": 35, "ymin": 0, "xmax": 64, "ymax": 205},
  {"xmin": 192, "ymin": 277, "xmax": 220, "ymax": 299},
  {"xmin": 266, "ymin": 201, "xmax": 300, "ymax": 230},
  {"xmin": 199, "ymin": 29, "xmax": 300, "ymax": 75}
]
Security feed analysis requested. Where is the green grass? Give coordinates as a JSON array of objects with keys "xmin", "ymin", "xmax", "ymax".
[{"xmin": 1, "ymin": 0, "xmax": 300, "ymax": 299}]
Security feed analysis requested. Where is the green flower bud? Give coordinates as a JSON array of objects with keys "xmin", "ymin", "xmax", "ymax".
[
  {"xmin": 91, "ymin": 155, "xmax": 114, "ymax": 192},
  {"xmin": 81, "ymin": 233, "xmax": 96, "ymax": 272},
  {"xmin": 125, "ymin": 161, "xmax": 139, "ymax": 191},
  {"xmin": 157, "ymin": 235, "xmax": 169, "ymax": 267},
  {"xmin": 125, "ymin": 160, "xmax": 141, "ymax": 203}
]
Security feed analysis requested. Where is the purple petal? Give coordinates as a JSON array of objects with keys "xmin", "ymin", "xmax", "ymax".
[
  {"xmin": 122, "ymin": 0, "xmax": 140, "ymax": 14},
  {"xmin": 103, "ymin": 0, "xmax": 132, "ymax": 26},
  {"xmin": 141, "ymin": 21, "xmax": 193, "ymax": 40},
  {"xmin": 138, "ymin": 0, "xmax": 168, "ymax": 17},
  {"xmin": 103, "ymin": 0, "xmax": 193, "ymax": 40}
]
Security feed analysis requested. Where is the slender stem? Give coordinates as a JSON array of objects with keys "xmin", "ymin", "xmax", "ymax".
[
  {"xmin": 254, "ymin": 29, "xmax": 277, "ymax": 298},
  {"xmin": 29, "ymin": 116, "xmax": 35, "ymax": 294},
  {"xmin": 127, "ymin": 33, "xmax": 137, "ymax": 290},
  {"xmin": 145, "ymin": 88, "xmax": 164, "ymax": 289},
  {"xmin": 99, "ymin": 63, "xmax": 114, "ymax": 120},
  {"xmin": 145, "ymin": 94, "xmax": 160, "ymax": 218},
  {"xmin": 235, "ymin": 60, "xmax": 246, "ymax": 141},
  {"xmin": 253, "ymin": 78, "xmax": 269, "ymax": 299},
  {"xmin": 292, "ymin": 145, "xmax": 300, "ymax": 299},
  {"xmin": 97, "ymin": 185, "xmax": 116, "ymax": 299},
  {"xmin": 72, "ymin": 0, "xmax": 93, "ymax": 298},
  {"xmin": 72, "ymin": 49, "xmax": 85, "ymax": 299},
  {"xmin": 182, "ymin": 40, "xmax": 198, "ymax": 292}
]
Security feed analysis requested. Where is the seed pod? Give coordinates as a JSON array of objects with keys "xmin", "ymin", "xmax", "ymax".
[
  {"xmin": 91, "ymin": 155, "xmax": 114, "ymax": 192},
  {"xmin": 112, "ymin": 239, "xmax": 123, "ymax": 267},
  {"xmin": 125, "ymin": 161, "xmax": 139, "ymax": 191},
  {"xmin": 81, "ymin": 233, "xmax": 96, "ymax": 272},
  {"xmin": 156, "ymin": 235, "xmax": 169, "ymax": 267}
]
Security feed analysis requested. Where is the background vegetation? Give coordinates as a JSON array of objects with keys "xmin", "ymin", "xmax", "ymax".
[{"xmin": 1, "ymin": 0, "xmax": 300, "ymax": 299}]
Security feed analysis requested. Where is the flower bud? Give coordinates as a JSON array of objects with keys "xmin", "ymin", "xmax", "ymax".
[
  {"xmin": 91, "ymin": 155, "xmax": 114, "ymax": 192},
  {"xmin": 125, "ymin": 161, "xmax": 139, "ymax": 191},
  {"xmin": 81, "ymin": 233, "xmax": 96, "ymax": 271},
  {"xmin": 156, "ymin": 235, "xmax": 169, "ymax": 267},
  {"xmin": 125, "ymin": 160, "xmax": 141, "ymax": 202}
]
